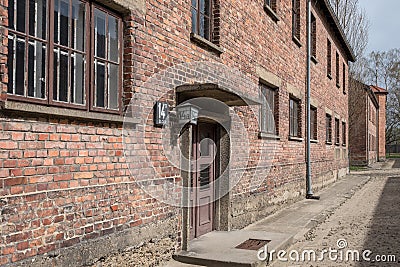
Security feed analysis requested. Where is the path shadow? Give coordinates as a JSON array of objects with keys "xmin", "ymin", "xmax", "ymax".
[
  {"xmin": 356, "ymin": 176, "xmax": 400, "ymax": 266},
  {"xmin": 392, "ymin": 159, "xmax": 400, "ymax": 168}
]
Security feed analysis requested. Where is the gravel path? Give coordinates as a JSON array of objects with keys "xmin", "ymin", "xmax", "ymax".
[{"xmin": 272, "ymin": 162, "xmax": 400, "ymax": 267}]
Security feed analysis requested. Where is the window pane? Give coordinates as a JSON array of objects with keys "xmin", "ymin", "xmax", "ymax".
[
  {"xmin": 15, "ymin": 38, "xmax": 25, "ymax": 96},
  {"xmin": 29, "ymin": 0, "xmax": 47, "ymax": 39},
  {"xmin": 96, "ymin": 61, "xmax": 105, "ymax": 107},
  {"xmin": 53, "ymin": 50, "xmax": 58, "ymax": 100},
  {"xmin": 71, "ymin": 53, "xmax": 85, "ymax": 104},
  {"xmin": 28, "ymin": 42, "xmax": 34, "ymax": 97},
  {"xmin": 199, "ymin": 14, "xmax": 205, "ymax": 38},
  {"xmin": 191, "ymin": 7, "xmax": 197, "ymax": 33},
  {"xmin": 108, "ymin": 16, "xmax": 119, "ymax": 62},
  {"xmin": 17, "ymin": 0, "xmax": 26, "ymax": 33},
  {"xmin": 59, "ymin": 50, "xmax": 69, "ymax": 102},
  {"xmin": 54, "ymin": 0, "xmax": 59, "ymax": 43},
  {"xmin": 109, "ymin": 63, "xmax": 118, "ymax": 109},
  {"xmin": 72, "ymin": 0, "xmax": 86, "ymax": 51},
  {"xmin": 53, "ymin": 49, "xmax": 69, "ymax": 102},
  {"xmin": 95, "ymin": 9, "xmax": 106, "ymax": 59},
  {"xmin": 27, "ymin": 40, "xmax": 46, "ymax": 98},
  {"xmin": 192, "ymin": 0, "xmax": 197, "ymax": 8},
  {"xmin": 7, "ymin": 36, "xmax": 14, "ymax": 94},
  {"xmin": 8, "ymin": 0, "xmax": 15, "ymax": 30},
  {"xmin": 60, "ymin": 0, "xmax": 70, "ymax": 46}
]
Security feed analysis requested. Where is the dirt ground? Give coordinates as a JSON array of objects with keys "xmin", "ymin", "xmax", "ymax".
[
  {"xmin": 91, "ymin": 236, "xmax": 177, "ymax": 267},
  {"xmin": 272, "ymin": 160, "xmax": 400, "ymax": 267}
]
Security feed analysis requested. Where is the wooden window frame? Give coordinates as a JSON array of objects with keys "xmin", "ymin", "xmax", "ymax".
[
  {"xmin": 260, "ymin": 83, "xmax": 278, "ymax": 135},
  {"xmin": 342, "ymin": 121, "xmax": 346, "ymax": 146},
  {"xmin": 6, "ymin": 0, "xmax": 123, "ymax": 114},
  {"xmin": 335, "ymin": 117, "xmax": 340, "ymax": 145},
  {"xmin": 289, "ymin": 96, "xmax": 301, "ymax": 138},
  {"xmin": 326, "ymin": 114, "xmax": 332, "ymax": 144},
  {"xmin": 311, "ymin": 13, "xmax": 317, "ymax": 60},
  {"xmin": 342, "ymin": 62, "xmax": 346, "ymax": 94},
  {"xmin": 327, "ymin": 39, "xmax": 332, "ymax": 78},
  {"xmin": 191, "ymin": 0, "xmax": 213, "ymax": 42},
  {"xmin": 292, "ymin": 0, "xmax": 300, "ymax": 43},
  {"xmin": 336, "ymin": 51, "xmax": 340, "ymax": 88},
  {"xmin": 265, "ymin": 0, "xmax": 277, "ymax": 11},
  {"xmin": 310, "ymin": 106, "xmax": 317, "ymax": 140}
]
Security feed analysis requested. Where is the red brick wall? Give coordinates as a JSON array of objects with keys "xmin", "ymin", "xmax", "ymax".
[
  {"xmin": 376, "ymin": 93, "xmax": 387, "ymax": 160},
  {"xmin": 349, "ymin": 80, "xmax": 367, "ymax": 165},
  {"xmin": 0, "ymin": 0, "xmax": 351, "ymax": 264}
]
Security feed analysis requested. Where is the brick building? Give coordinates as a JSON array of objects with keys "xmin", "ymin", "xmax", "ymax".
[
  {"xmin": 349, "ymin": 79, "xmax": 388, "ymax": 166},
  {"xmin": 0, "ymin": 0, "xmax": 354, "ymax": 265}
]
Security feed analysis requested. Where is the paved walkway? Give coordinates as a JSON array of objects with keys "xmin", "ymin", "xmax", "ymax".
[{"xmin": 163, "ymin": 161, "xmax": 399, "ymax": 266}]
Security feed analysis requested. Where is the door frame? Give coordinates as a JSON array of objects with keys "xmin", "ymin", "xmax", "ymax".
[{"xmin": 181, "ymin": 120, "xmax": 231, "ymax": 250}]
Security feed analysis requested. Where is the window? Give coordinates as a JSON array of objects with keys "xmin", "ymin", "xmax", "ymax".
[
  {"xmin": 7, "ymin": 0, "xmax": 122, "ymax": 112},
  {"xmin": 336, "ymin": 52, "xmax": 340, "ymax": 87},
  {"xmin": 327, "ymin": 39, "xmax": 332, "ymax": 77},
  {"xmin": 265, "ymin": 0, "xmax": 277, "ymax": 12},
  {"xmin": 310, "ymin": 106, "xmax": 317, "ymax": 140},
  {"xmin": 292, "ymin": 0, "xmax": 300, "ymax": 42},
  {"xmin": 191, "ymin": 0, "xmax": 213, "ymax": 41},
  {"xmin": 311, "ymin": 14, "xmax": 316, "ymax": 59},
  {"xmin": 260, "ymin": 83, "xmax": 278, "ymax": 135},
  {"xmin": 342, "ymin": 63, "xmax": 346, "ymax": 93},
  {"xmin": 326, "ymin": 114, "xmax": 332, "ymax": 144},
  {"xmin": 335, "ymin": 118, "xmax": 340, "ymax": 145},
  {"xmin": 342, "ymin": 122, "xmax": 346, "ymax": 145},
  {"xmin": 289, "ymin": 97, "xmax": 301, "ymax": 138}
]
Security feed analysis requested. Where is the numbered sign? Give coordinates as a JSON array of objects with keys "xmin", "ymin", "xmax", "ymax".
[{"xmin": 154, "ymin": 101, "xmax": 169, "ymax": 127}]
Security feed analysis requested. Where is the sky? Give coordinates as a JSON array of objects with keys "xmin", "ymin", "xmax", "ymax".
[{"xmin": 358, "ymin": 0, "xmax": 400, "ymax": 54}]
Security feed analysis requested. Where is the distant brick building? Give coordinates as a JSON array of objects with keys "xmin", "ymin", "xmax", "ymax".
[
  {"xmin": 349, "ymin": 79, "xmax": 388, "ymax": 166},
  {"xmin": 0, "ymin": 0, "xmax": 354, "ymax": 265}
]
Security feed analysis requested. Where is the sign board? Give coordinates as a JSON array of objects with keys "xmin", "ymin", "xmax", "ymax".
[{"xmin": 154, "ymin": 101, "xmax": 169, "ymax": 127}]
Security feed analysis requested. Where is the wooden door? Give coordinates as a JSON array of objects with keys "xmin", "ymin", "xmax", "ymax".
[{"xmin": 190, "ymin": 123, "xmax": 216, "ymax": 239}]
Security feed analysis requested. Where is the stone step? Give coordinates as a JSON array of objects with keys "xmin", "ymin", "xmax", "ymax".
[{"xmin": 173, "ymin": 231, "xmax": 293, "ymax": 267}]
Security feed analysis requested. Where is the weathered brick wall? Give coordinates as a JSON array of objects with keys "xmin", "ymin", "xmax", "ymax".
[{"xmin": 0, "ymin": 0, "xmax": 351, "ymax": 265}]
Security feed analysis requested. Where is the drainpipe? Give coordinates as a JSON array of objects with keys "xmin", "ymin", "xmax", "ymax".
[{"xmin": 306, "ymin": 0, "xmax": 319, "ymax": 200}]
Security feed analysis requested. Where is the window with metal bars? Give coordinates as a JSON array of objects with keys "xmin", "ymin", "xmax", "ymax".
[
  {"xmin": 342, "ymin": 121, "xmax": 346, "ymax": 145},
  {"xmin": 265, "ymin": 0, "xmax": 277, "ymax": 12},
  {"xmin": 191, "ymin": 0, "xmax": 213, "ymax": 41},
  {"xmin": 311, "ymin": 13, "xmax": 316, "ymax": 59},
  {"xmin": 336, "ymin": 51, "xmax": 340, "ymax": 87},
  {"xmin": 289, "ymin": 97, "xmax": 301, "ymax": 138},
  {"xmin": 310, "ymin": 106, "xmax": 317, "ymax": 140},
  {"xmin": 342, "ymin": 62, "xmax": 346, "ymax": 94},
  {"xmin": 326, "ymin": 114, "xmax": 332, "ymax": 144},
  {"xmin": 6, "ymin": 0, "xmax": 122, "ymax": 113},
  {"xmin": 292, "ymin": 0, "xmax": 300, "ymax": 41},
  {"xmin": 260, "ymin": 83, "xmax": 278, "ymax": 135},
  {"xmin": 327, "ymin": 39, "xmax": 332, "ymax": 78},
  {"xmin": 335, "ymin": 118, "xmax": 340, "ymax": 145}
]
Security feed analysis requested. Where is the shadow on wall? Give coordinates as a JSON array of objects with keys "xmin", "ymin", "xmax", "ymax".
[{"xmin": 356, "ymin": 176, "xmax": 400, "ymax": 266}]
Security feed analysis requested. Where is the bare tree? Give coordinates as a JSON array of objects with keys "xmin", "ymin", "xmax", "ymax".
[
  {"xmin": 364, "ymin": 49, "xmax": 400, "ymax": 145},
  {"xmin": 330, "ymin": 0, "xmax": 370, "ymax": 59},
  {"xmin": 329, "ymin": 0, "xmax": 370, "ymax": 79}
]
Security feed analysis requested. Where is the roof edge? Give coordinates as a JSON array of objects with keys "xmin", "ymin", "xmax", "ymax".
[{"xmin": 319, "ymin": 0, "xmax": 356, "ymax": 62}]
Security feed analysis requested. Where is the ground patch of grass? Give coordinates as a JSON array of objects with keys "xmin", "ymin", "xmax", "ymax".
[
  {"xmin": 349, "ymin": 166, "xmax": 368, "ymax": 171},
  {"xmin": 386, "ymin": 153, "xmax": 400, "ymax": 159}
]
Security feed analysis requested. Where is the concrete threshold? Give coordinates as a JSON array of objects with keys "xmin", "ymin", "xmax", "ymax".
[
  {"xmin": 172, "ymin": 174, "xmax": 370, "ymax": 267},
  {"xmin": 173, "ymin": 231, "xmax": 292, "ymax": 267}
]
